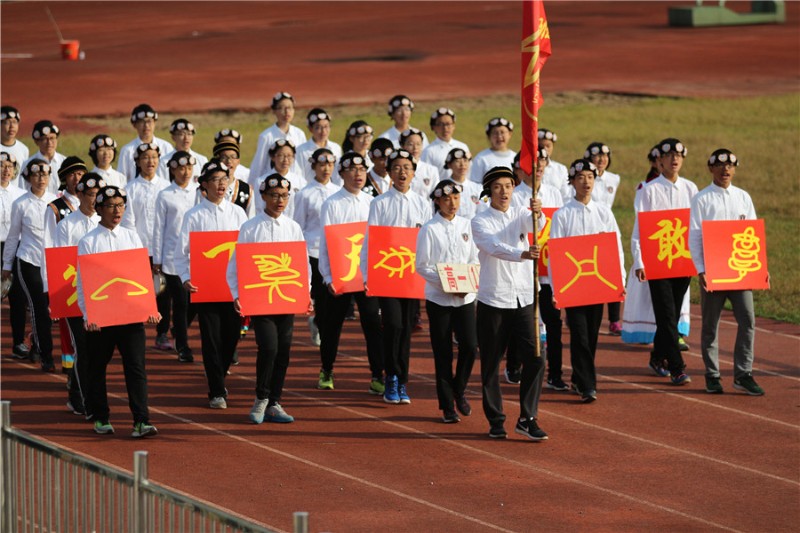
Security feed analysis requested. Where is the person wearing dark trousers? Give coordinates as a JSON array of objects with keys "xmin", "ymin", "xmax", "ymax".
[
  {"xmin": 77, "ymin": 185, "xmax": 160, "ymax": 438},
  {"xmin": 177, "ymin": 159, "xmax": 248, "ymax": 409},
  {"xmin": 2, "ymin": 159, "xmax": 57, "ymax": 371},
  {"xmin": 471, "ymin": 166, "xmax": 547, "ymax": 441},
  {"xmin": 631, "ymin": 138, "xmax": 698, "ymax": 385},
  {"xmin": 416, "ymin": 180, "xmax": 478, "ymax": 423},
  {"xmin": 1, "ymin": 152, "xmax": 29, "ymax": 357},
  {"xmin": 317, "ymin": 151, "xmax": 384, "ymax": 393}
]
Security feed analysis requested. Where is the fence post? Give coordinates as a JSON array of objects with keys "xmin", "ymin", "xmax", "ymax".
[
  {"xmin": 132, "ymin": 450, "xmax": 148, "ymax": 533},
  {"xmin": 0, "ymin": 401, "xmax": 14, "ymax": 533},
  {"xmin": 293, "ymin": 511, "xmax": 309, "ymax": 533}
]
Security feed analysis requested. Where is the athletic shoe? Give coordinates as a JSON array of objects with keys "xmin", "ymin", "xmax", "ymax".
[
  {"xmin": 383, "ymin": 375, "xmax": 400, "ymax": 404},
  {"xmin": 488, "ymin": 426, "xmax": 507, "ymax": 439},
  {"xmin": 66, "ymin": 399, "xmax": 85, "ymax": 416},
  {"xmin": 132, "ymin": 422, "xmax": 158, "ymax": 438},
  {"xmin": 249, "ymin": 398, "xmax": 269, "ymax": 424},
  {"xmin": 442, "ymin": 409, "xmax": 461, "ymax": 423},
  {"xmin": 398, "ymin": 384, "xmax": 411, "ymax": 404},
  {"xmin": 648, "ymin": 358, "xmax": 671, "ymax": 378},
  {"xmin": 209, "ymin": 396, "xmax": 227, "ymax": 409},
  {"xmin": 545, "ymin": 378, "xmax": 570, "ymax": 391},
  {"xmin": 11, "ymin": 343, "xmax": 30, "ymax": 359},
  {"xmin": 504, "ymin": 367, "xmax": 521, "ymax": 384},
  {"xmin": 93, "ymin": 420, "xmax": 114, "ymax": 435},
  {"xmin": 154, "ymin": 334, "xmax": 173, "ymax": 351},
  {"xmin": 608, "ymin": 321, "xmax": 622, "ymax": 336},
  {"xmin": 308, "ymin": 316, "xmax": 321, "ymax": 346},
  {"xmin": 266, "ymin": 403, "xmax": 294, "ymax": 423},
  {"xmin": 733, "ymin": 374, "xmax": 765, "ymax": 396},
  {"xmin": 704, "ymin": 376, "xmax": 724, "ymax": 394},
  {"xmin": 514, "ymin": 418, "xmax": 548, "ymax": 441},
  {"xmin": 581, "ymin": 389, "xmax": 597, "ymax": 403},
  {"xmin": 41, "ymin": 362, "xmax": 55, "ymax": 373},
  {"xmin": 369, "ymin": 377, "xmax": 385, "ymax": 395},
  {"xmin": 678, "ymin": 336, "xmax": 690, "ymax": 352},
  {"xmin": 318, "ymin": 369, "xmax": 334, "ymax": 390},
  {"xmin": 670, "ymin": 373, "xmax": 692, "ymax": 386},
  {"xmin": 177, "ymin": 348, "xmax": 194, "ymax": 363},
  {"xmin": 455, "ymin": 396, "xmax": 472, "ymax": 417}
]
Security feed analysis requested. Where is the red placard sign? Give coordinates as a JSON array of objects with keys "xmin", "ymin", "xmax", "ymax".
[
  {"xmin": 324, "ymin": 221, "xmax": 366, "ymax": 295},
  {"xmin": 189, "ymin": 230, "xmax": 238, "ymax": 302},
  {"xmin": 236, "ymin": 241, "xmax": 310, "ymax": 315},
  {"xmin": 44, "ymin": 246, "xmax": 82, "ymax": 319},
  {"xmin": 78, "ymin": 248, "xmax": 157, "ymax": 327},
  {"xmin": 366, "ymin": 226, "xmax": 425, "ymax": 299},
  {"xmin": 702, "ymin": 219, "xmax": 769, "ymax": 291},
  {"xmin": 638, "ymin": 208, "xmax": 697, "ymax": 280},
  {"xmin": 527, "ymin": 207, "xmax": 557, "ymax": 276},
  {"xmin": 548, "ymin": 232, "xmax": 624, "ymax": 308}
]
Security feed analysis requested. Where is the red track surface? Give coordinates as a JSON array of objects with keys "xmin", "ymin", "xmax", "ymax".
[{"xmin": 2, "ymin": 1, "xmax": 799, "ymax": 531}]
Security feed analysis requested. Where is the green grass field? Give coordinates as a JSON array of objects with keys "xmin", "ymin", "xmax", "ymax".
[{"xmin": 63, "ymin": 92, "xmax": 800, "ymax": 322}]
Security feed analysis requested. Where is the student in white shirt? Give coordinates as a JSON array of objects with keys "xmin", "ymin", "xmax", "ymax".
[
  {"xmin": 2, "ymin": 160, "xmax": 58, "ymax": 371},
  {"xmin": 214, "ymin": 129, "xmax": 250, "ymax": 183},
  {"xmin": 228, "ymin": 174, "xmax": 305, "ymax": 425},
  {"xmin": 421, "ymin": 107, "xmax": 470, "ymax": 181},
  {"xmin": 470, "ymin": 117, "xmax": 516, "ymax": 184},
  {"xmin": 77, "ymin": 185, "xmax": 160, "ymax": 438},
  {"xmin": 153, "ymin": 151, "xmax": 200, "ymax": 364},
  {"xmin": 363, "ymin": 139, "xmax": 393, "ymax": 198},
  {"xmin": 415, "ymin": 180, "xmax": 478, "ymax": 423},
  {"xmin": 1, "ymin": 106, "xmax": 29, "ymax": 180},
  {"xmin": 362, "ymin": 149, "xmax": 432, "ymax": 405},
  {"xmin": 249, "ymin": 92, "xmax": 307, "ymax": 181},
  {"xmin": 20, "ymin": 120, "xmax": 65, "ymax": 193},
  {"xmin": 444, "ymin": 148, "xmax": 483, "ymax": 220},
  {"xmin": 296, "ymin": 108, "xmax": 343, "ymax": 184},
  {"xmin": 0, "ymin": 152, "xmax": 28, "ymax": 357},
  {"xmin": 551, "ymin": 159, "xmax": 626, "ymax": 403},
  {"xmin": 252, "ymin": 139, "xmax": 306, "ymax": 217},
  {"xmin": 538, "ymin": 128, "xmax": 570, "ymax": 201},
  {"xmin": 400, "ymin": 128, "xmax": 439, "ymax": 199},
  {"xmin": 117, "ymin": 104, "xmax": 172, "ymax": 182},
  {"xmin": 88, "ymin": 135, "xmax": 126, "ymax": 188},
  {"xmin": 471, "ymin": 166, "xmax": 547, "ymax": 441},
  {"xmin": 316, "ymin": 152, "xmax": 385, "ymax": 395},
  {"xmin": 689, "ymin": 149, "xmax": 764, "ymax": 396},
  {"xmin": 159, "ymin": 118, "xmax": 208, "ymax": 179},
  {"xmin": 341, "ymin": 120, "xmax": 374, "ymax": 163},
  {"xmin": 178, "ymin": 159, "xmax": 248, "ymax": 410},
  {"xmin": 212, "ymin": 141, "xmax": 254, "ymax": 218},
  {"xmin": 378, "ymin": 94, "xmax": 429, "ymax": 149}
]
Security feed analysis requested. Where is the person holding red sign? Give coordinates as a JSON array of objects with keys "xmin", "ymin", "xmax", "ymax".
[
  {"xmin": 551, "ymin": 159, "xmax": 626, "ymax": 403},
  {"xmin": 363, "ymin": 149, "xmax": 432, "ymax": 404},
  {"xmin": 471, "ymin": 166, "xmax": 547, "ymax": 441},
  {"xmin": 77, "ymin": 185, "xmax": 161, "ymax": 438},
  {"xmin": 689, "ymin": 149, "xmax": 764, "ymax": 396},
  {"xmin": 631, "ymin": 139, "xmax": 698, "ymax": 386},
  {"xmin": 227, "ymin": 174, "xmax": 306, "ymax": 424},
  {"xmin": 317, "ymin": 152, "xmax": 385, "ymax": 394},
  {"xmin": 416, "ymin": 180, "xmax": 478, "ymax": 423},
  {"xmin": 177, "ymin": 159, "xmax": 247, "ymax": 409}
]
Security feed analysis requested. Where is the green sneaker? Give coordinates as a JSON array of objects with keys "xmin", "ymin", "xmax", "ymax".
[
  {"xmin": 93, "ymin": 420, "xmax": 114, "ymax": 435},
  {"xmin": 369, "ymin": 377, "xmax": 385, "ymax": 395},
  {"xmin": 704, "ymin": 376, "xmax": 724, "ymax": 394},
  {"xmin": 132, "ymin": 422, "xmax": 158, "ymax": 438},
  {"xmin": 678, "ymin": 336, "xmax": 690, "ymax": 352},
  {"xmin": 733, "ymin": 375, "xmax": 764, "ymax": 396},
  {"xmin": 317, "ymin": 369, "xmax": 334, "ymax": 390}
]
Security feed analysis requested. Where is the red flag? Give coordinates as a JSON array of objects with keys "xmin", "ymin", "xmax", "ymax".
[{"xmin": 520, "ymin": 0, "xmax": 552, "ymax": 175}]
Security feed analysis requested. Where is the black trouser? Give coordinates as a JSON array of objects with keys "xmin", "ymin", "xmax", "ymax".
[
  {"xmin": 251, "ymin": 314, "xmax": 294, "ymax": 404},
  {"xmin": 378, "ymin": 297, "xmax": 418, "ymax": 384},
  {"xmin": 539, "ymin": 284, "xmax": 564, "ymax": 381},
  {"xmin": 16, "ymin": 258, "xmax": 52, "ymax": 365},
  {"xmin": 648, "ymin": 277, "xmax": 690, "ymax": 375},
  {"xmin": 149, "ymin": 257, "xmax": 171, "ymax": 336},
  {"xmin": 476, "ymin": 302, "xmax": 545, "ymax": 428},
  {"xmin": 85, "ymin": 323, "xmax": 150, "ymax": 424},
  {"xmin": 165, "ymin": 274, "xmax": 190, "ymax": 352},
  {"xmin": 0, "ymin": 242, "xmax": 28, "ymax": 346},
  {"xmin": 66, "ymin": 316, "xmax": 90, "ymax": 414},
  {"xmin": 607, "ymin": 301, "xmax": 621, "ymax": 323},
  {"xmin": 309, "ymin": 257, "xmax": 324, "ymax": 330},
  {"xmin": 566, "ymin": 303, "xmax": 604, "ymax": 391},
  {"xmin": 196, "ymin": 302, "xmax": 241, "ymax": 399},
  {"xmin": 318, "ymin": 288, "xmax": 383, "ymax": 378},
  {"xmin": 426, "ymin": 300, "xmax": 477, "ymax": 411}
]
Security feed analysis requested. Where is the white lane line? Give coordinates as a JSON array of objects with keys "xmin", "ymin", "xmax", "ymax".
[
  {"xmin": 689, "ymin": 312, "xmax": 800, "ymax": 340},
  {"xmin": 679, "ymin": 348, "xmax": 800, "ymax": 382}
]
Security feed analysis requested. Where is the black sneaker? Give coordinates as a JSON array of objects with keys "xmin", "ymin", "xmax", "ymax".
[
  {"xmin": 488, "ymin": 426, "xmax": 507, "ymax": 439},
  {"xmin": 177, "ymin": 348, "xmax": 194, "ymax": 363},
  {"xmin": 546, "ymin": 377, "xmax": 570, "ymax": 391},
  {"xmin": 442, "ymin": 409, "xmax": 461, "ymax": 424},
  {"xmin": 514, "ymin": 418, "xmax": 548, "ymax": 441},
  {"xmin": 504, "ymin": 367, "xmax": 521, "ymax": 384},
  {"xmin": 581, "ymin": 389, "xmax": 597, "ymax": 403},
  {"xmin": 733, "ymin": 374, "xmax": 764, "ymax": 396},
  {"xmin": 705, "ymin": 376, "xmax": 724, "ymax": 394},
  {"xmin": 11, "ymin": 343, "xmax": 30, "ymax": 359},
  {"xmin": 455, "ymin": 396, "xmax": 472, "ymax": 417}
]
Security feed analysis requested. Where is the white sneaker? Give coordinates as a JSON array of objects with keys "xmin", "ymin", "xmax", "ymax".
[
  {"xmin": 308, "ymin": 316, "xmax": 321, "ymax": 346},
  {"xmin": 266, "ymin": 403, "xmax": 294, "ymax": 423},
  {"xmin": 249, "ymin": 398, "xmax": 269, "ymax": 424},
  {"xmin": 209, "ymin": 396, "xmax": 227, "ymax": 409}
]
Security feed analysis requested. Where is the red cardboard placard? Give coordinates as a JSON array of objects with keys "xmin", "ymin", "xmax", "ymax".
[
  {"xmin": 638, "ymin": 208, "xmax": 697, "ymax": 280},
  {"xmin": 236, "ymin": 241, "xmax": 310, "ymax": 315},
  {"xmin": 365, "ymin": 226, "xmax": 425, "ymax": 299},
  {"xmin": 548, "ymin": 232, "xmax": 624, "ymax": 308},
  {"xmin": 324, "ymin": 221, "xmax": 367, "ymax": 295},
  {"xmin": 702, "ymin": 219, "xmax": 769, "ymax": 291},
  {"xmin": 189, "ymin": 230, "xmax": 238, "ymax": 302},
  {"xmin": 44, "ymin": 246, "xmax": 82, "ymax": 318}
]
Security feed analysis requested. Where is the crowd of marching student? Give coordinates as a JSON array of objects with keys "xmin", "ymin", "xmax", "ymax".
[{"xmin": 0, "ymin": 92, "xmax": 764, "ymax": 441}]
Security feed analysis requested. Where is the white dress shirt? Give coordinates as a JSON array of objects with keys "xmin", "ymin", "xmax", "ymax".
[
  {"xmin": 420, "ymin": 138, "xmax": 469, "ymax": 181},
  {"xmin": 42, "ymin": 208, "xmax": 100, "ymax": 292},
  {"xmin": 416, "ymin": 212, "xmax": 478, "ymax": 307},
  {"xmin": 2, "ymin": 191, "xmax": 57, "ymax": 269},
  {"xmin": 116, "ymin": 135, "xmax": 173, "ymax": 182},
  {"xmin": 1, "ymin": 140, "xmax": 29, "ymax": 180},
  {"xmin": 318, "ymin": 187, "xmax": 373, "ymax": 285},
  {"xmin": 689, "ymin": 182, "xmax": 757, "ymax": 274},
  {"xmin": 410, "ymin": 160, "xmax": 440, "ymax": 200},
  {"xmin": 121, "ymin": 174, "xmax": 170, "ymax": 255},
  {"xmin": 293, "ymin": 178, "xmax": 341, "ymax": 259},
  {"xmin": 542, "ymin": 160, "xmax": 571, "ymax": 201},
  {"xmin": 234, "ymin": 164, "xmax": 250, "ymax": 183},
  {"xmin": 91, "ymin": 166, "xmax": 127, "ymax": 189},
  {"xmin": 175, "ymin": 198, "xmax": 247, "ymax": 284},
  {"xmin": 469, "ymin": 148, "xmax": 516, "ymax": 184},
  {"xmin": 43, "ymin": 191, "xmax": 79, "ymax": 249},
  {"xmin": 226, "ymin": 212, "xmax": 306, "ymax": 300},
  {"xmin": 152, "ymin": 182, "xmax": 198, "ymax": 275},
  {"xmin": 249, "ymin": 124, "xmax": 307, "ymax": 183},
  {"xmin": 451, "ymin": 179, "xmax": 484, "ymax": 220},
  {"xmin": 296, "ymin": 139, "xmax": 343, "ymax": 184},
  {"xmin": 19, "ymin": 152, "xmax": 66, "ymax": 194},
  {"xmin": 0, "ymin": 182, "xmax": 25, "ymax": 242},
  {"xmin": 471, "ymin": 205, "xmax": 535, "ymax": 309},
  {"xmin": 378, "ymin": 126, "xmax": 430, "ymax": 149},
  {"xmin": 591, "ymin": 170, "xmax": 621, "ymax": 208},
  {"xmin": 364, "ymin": 170, "xmax": 391, "ymax": 197},
  {"xmin": 252, "ymin": 169, "xmax": 307, "ymax": 219},
  {"xmin": 631, "ymin": 174, "xmax": 699, "ymax": 271}
]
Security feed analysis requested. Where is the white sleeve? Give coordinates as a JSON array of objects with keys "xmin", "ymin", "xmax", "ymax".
[{"xmin": 688, "ymin": 196, "xmax": 705, "ymax": 274}]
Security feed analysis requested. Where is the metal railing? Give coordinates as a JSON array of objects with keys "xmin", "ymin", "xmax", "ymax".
[{"xmin": 1, "ymin": 401, "xmax": 309, "ymax": 532}]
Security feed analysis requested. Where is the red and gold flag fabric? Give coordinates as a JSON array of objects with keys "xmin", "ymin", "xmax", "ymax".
[
  {"xmin": 548, "ymin": 232, "xmax": 624, "ymax": 308},
  {"xmin": 236, "ymin": 241, "xmax": 310, "ymax": 315},
  {"xmin": 45, "ymin": 246, "xmax": 82, "ymax": 319},
  {"xmin": 639, "ymin": 208, "xmax": 697, "ymax": 279},
  {"xmin": 189, "ymin": 230, "xmax": 238, "ymax": 303},
  {"xmin": 324, "ymin": 221, "xmax": 367, "ymax": 295},
  {"xmin": 702, "ymin": 219, "xmax": 769, "ymax": 291},
  {"xmin": 519, "ymin": 0, "xmax": 552, "ymax": 175},
  {"xmin": 365, "ymin": 226, "xmax": 425, "ymax": 299}
]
